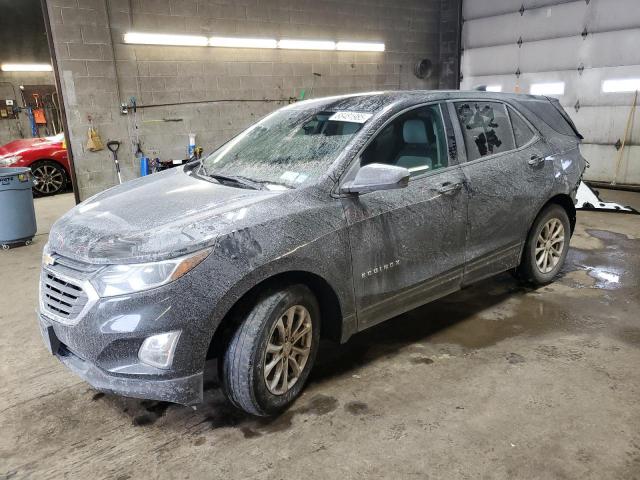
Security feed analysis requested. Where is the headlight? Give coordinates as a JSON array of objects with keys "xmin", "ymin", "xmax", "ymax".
[
  {"xmin": 0, "ymin": 155, "xmax": 21, "ymax": 166},
  {"xmin": 91, "ymin": 248, "xmax": 212, "ymax": 297}
]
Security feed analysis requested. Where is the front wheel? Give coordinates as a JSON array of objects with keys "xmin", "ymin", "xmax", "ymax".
[
  {"xmin": 516, "ymin": 203, "xmax": 571, "ymax": 285},
  {"xmin": 219, "ymin": 284, "xmax": 320, "ymax": 416}
]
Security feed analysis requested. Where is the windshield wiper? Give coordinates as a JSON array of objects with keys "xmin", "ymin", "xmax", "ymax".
[{"xmin": 207, "ymin": 173, "xmax": 265, "ymax": 190}]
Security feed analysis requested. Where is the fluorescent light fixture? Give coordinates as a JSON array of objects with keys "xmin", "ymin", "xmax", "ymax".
[
  {"xmin": 336, "ymin": 41, "xmax": 385, "ymax": 52},
  {"xmin": 123, "ymin": 32, "xmax": 385, "ymax": 52},
  {"xmin": 210, "ymin": 37, "xmax": 277, "ymax": 48},
  {"xmin": 530, "ymin": 82, "xmax": 565, "ymax": 96},
  {"xmin": 1, "ymin": 63, "xmax": 52, "ymax": 72},
  {"xmin": 123, "ymin": 32, "xmax": 208, "ymax": 46},
  {"xmin": 486, "ymin": 85, "xmax": 502, "ymax": 92},
  {"xmin": 278, "ymin": 39, "xmax": 336, "ymax": 50},
  {"xmin": 602, "ymin": 78, "xmax": 640, "ymax": 93}
]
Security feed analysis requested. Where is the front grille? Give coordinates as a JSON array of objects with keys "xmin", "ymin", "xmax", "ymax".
[
  {"xmin": 41, "ymin": 270, "xmax": 89, "ymax": 321},
  {"xmin": 40, "ymin": 252, "xmax": 101, "ymax": 324}
]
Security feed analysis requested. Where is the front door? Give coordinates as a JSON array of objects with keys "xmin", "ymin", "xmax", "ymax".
[
  {"xmin": 450, "ymin": 100, "xmax": 553, "ymax": 284},
  {"xmin": 341, "ymin": 103, "xmax": 468, "ymax": 330}
]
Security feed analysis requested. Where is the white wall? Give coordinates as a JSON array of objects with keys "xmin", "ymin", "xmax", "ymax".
[{"xmin": 460, "ymin": 0, "xmax": 640, "ymax": 186}]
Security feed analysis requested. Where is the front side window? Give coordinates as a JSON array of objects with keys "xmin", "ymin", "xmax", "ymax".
[
  {"xmin": 201, "ymin": 108, "xmax": 365, "ymax": 189},
  {"xmin": 360, "ymin": 104, "xmax": 448, "ymax": 175},
  {"xmin": 455, "ymin": 101, "xmax": 515, "ymax": 161}
]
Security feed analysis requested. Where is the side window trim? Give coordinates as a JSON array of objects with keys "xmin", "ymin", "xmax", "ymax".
[
  {"xmin": 335, "ymin": 101, "xmax": 457, "ymax": 193},
  {"xmin": 446, "ymin": 101, "xmax": 467, "ymax": 164},
  {"xmin": 504, "ymin": 104, "xmax": 518, "ymax": 148},
  {"xmin": 450, "ymin": 99, "xmax": 541, "ymax": 164},
  {"xmin": 440, "ymin": 103, "xmax": 459, "ymax": 164}
]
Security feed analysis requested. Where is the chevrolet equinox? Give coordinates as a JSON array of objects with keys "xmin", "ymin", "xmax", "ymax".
[{"xmin": 38, "ymin": 91, "xmax": 586, "ymax": 416}]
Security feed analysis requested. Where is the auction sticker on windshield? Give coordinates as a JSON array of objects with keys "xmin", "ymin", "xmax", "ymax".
[
  {"xmin": 328, "ymin": 111, "xmax": 373, "ymax": 123},
  {"xmin": 280, "ymin": 171, "xmax": 309, "ymax": 184}
]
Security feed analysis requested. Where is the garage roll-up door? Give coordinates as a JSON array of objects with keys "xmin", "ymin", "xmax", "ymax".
[{"xmin": 460, "ymin": 0, "xmax": 640, "ymax": 186}]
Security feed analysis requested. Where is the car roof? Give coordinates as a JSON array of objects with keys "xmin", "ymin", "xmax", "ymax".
[{"xmin": 289, "ymin": 90, "xmax": 550, "ymax": 114}]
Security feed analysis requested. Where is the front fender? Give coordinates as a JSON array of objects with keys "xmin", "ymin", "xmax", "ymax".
[{"xmin": 201, "ymin": 226, "xmax": 355, "ymax": 339}]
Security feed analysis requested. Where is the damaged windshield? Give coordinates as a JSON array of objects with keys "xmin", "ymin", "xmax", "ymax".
[{"xmin": 201, "ymin": 107, "xmax": 367, "ymax": 189}]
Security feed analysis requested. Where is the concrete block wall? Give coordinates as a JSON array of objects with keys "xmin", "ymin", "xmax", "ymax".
[
  {"xmin": 438, "ymin": 0, "xmax": 461, "ymax": 89},
  {"xmin": 46, "ymin": 0, "xmax": 461, "ymax": 200},
  {"xmin": 0, "ymin": 71, "xmax": 56, "ymax": 145}
]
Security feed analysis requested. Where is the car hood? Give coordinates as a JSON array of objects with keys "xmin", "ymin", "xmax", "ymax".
[
  {"xmin": 48, "ymin": 167, "xmax": 285, "ymax": 264},
  {"xmin": 0, "ymin": 137, "xmax": 61, "ymax": 156}
]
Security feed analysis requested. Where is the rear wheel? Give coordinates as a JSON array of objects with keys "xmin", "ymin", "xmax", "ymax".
[
  {"xmin": 516, "ymin": 204, "xmax": 570, "ymax": 285},
  {"xmin": 31, "ymin": 160, "xmax": 67, "ymax": 196},
  {"xmin": 219, "ymin": 284, "xmax": 320, "ymax": 416}
]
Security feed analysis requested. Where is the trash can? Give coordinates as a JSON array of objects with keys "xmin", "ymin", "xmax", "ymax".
[{"xmin": 0, "ymin": 167, "xmax": 37, "ymax": 249}]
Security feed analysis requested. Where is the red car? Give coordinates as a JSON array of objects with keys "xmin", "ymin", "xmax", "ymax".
[{"xmin": 0, "ymin": 133, "xmax": 70, "ymax": 196}]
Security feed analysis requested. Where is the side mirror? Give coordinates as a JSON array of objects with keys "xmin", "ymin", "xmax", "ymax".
[{"xmin": 340, "ymin": 163, "xmax": 410, "ymax": 195}]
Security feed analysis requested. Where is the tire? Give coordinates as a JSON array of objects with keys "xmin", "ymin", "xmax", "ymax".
[
  {"xmin": 220, "ymin": 284, "xmax": 320, "ymax": 416},
  {"xmin": 516, "ymin": 203, "xmax": 571, "ymax": 285},
  {"xmin": 31, "ymin": 160, "xmax": 67, "ymax": 196}
]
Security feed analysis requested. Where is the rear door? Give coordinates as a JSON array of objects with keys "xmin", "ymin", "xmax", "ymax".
[
  {"xmin": 449, "ymin": 100, "xmax": 553, "ymax": 284},
  {"xmin": 341, "ymin": 103, "xmax": 468, "ymax": 330}
]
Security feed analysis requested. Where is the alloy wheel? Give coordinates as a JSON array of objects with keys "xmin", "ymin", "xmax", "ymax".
[
  {"xmin": 535, "ymin": 218, "xmax": 565, "ymax": 274},
  {"xmin": 33, "ymin": 165, "xmax": 64, "ymax": 194},
  {"xmin": 263, "ymin": 305, "xmax": 312, "ymax": 395}
]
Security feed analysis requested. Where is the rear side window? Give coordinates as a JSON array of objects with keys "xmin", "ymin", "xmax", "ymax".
[
  {"xmin": 508, "ymin": 106, "xmax": 535, "ymax": 147},
  {"xmin": 455, "ymin": 101, "xmax": 515, "ymax": 161},
  {"xmin": 517, "ymin": 99, "xmax": 577, "ymax": 137}
]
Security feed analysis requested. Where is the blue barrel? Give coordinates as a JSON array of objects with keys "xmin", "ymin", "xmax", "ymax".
[{"xmin": 0, "ymin": 167, "xmax": 37, "ymax": 248}]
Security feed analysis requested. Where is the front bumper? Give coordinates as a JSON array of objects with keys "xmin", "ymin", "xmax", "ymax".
[
  {"xmin": 36, "ymin": 259, "xmax": 222, "ymax": 406},
  {"xmin": 39, "ymin": 318, "xmax": 204, "ymax": 405}
]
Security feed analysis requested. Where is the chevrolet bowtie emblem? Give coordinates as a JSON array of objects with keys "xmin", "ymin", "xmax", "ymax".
[{"xmin": 43, "ymin": 253, "xmax": 56, "ymax": 266}]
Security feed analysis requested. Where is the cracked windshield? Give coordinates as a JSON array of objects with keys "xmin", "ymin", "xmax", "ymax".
[{"xmin": 201, "ymin": 107, "xmax": 367, "ymax": 189}]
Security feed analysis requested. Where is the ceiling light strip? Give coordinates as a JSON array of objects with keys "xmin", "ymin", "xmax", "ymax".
[
  {"xmin": 336, "ymin": 41, "xmax": 385, "ymax": 52},
  {"xmin": 123, "ymin": 32, "xmax": 208, "ymax": 46},
  {"xmin": 123, "ymin": 32, "xmax": 384, "ymax": 51},
  {"xmin": 277, "ymin": 39, "xmax": 337, "ymax": 50},
  {"xmin": 209, "ymin": 37, "xmax": 277, "ymax": 49},
  {"xmin": 1, "ymin": 63, "xmax": 53, "ymax": 72}
]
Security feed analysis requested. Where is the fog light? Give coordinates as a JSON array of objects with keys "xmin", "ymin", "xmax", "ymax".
[{"xmin": 138, "ymin": 331, "xmax": 181, "ymax": 369}]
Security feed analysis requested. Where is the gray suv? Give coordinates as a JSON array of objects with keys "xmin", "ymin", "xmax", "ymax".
[{"xmin": 38, "ymin": 91, "xmax": 586, "ymax": 416}]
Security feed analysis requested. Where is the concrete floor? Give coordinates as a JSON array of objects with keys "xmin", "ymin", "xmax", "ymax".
[{"xmin": 1, "ymin": 189, "xmax": 639, "ymax": 480}]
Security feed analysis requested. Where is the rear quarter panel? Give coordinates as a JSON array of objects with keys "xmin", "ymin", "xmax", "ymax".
[{"xmin": 513, "ymin": 99, "xmax": 587, "ymax": 202}]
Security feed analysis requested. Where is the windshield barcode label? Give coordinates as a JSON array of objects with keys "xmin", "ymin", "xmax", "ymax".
[{"xmin": 328, "ymin": 111, "xmax": 373, "ymax": 123}]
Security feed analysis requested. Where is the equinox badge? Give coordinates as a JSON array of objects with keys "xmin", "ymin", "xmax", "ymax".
[{"xmin": 361, "ymin": 259, "xmax": 400, "ymax": 279}]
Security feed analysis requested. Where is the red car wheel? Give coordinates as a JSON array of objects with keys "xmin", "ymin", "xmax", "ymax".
[{"xmin": 31, "ymin": 160, "xmax": 67, "ymax": 196}]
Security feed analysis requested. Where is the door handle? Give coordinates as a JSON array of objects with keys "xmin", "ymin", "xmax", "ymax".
[
  {"xmin": 528, "ymin": 154, "xmax": 545, "ymax": 166},
  {"xmin": 436, "ymin": 181, "xmax": 463, "ymax": 195}
]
